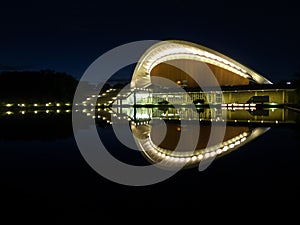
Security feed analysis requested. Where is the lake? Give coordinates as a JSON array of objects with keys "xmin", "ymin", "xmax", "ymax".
[{"xmin": 1, "ymin": 106, "xmax": 299, "ymax": 221}]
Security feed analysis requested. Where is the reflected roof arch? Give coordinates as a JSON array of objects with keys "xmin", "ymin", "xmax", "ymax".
[
  {"xmin": 132, "ymin": 122, "xmax": 270, "ymax": 169},
  {"xmin": 131, "ymin": 40, "xmax": 272, "ymax": 89}
]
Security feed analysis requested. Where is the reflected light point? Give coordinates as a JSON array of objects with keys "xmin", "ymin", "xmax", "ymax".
[{"xmin": 204, "ymin": 153, "xmax": 210, "ymax": 158}]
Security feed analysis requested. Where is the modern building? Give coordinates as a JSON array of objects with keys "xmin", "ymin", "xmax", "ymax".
[{"xmin": 117, "ymin": 40, "xmax": 297, "ymax": 106}]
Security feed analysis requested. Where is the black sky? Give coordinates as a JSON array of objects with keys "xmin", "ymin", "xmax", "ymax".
[{"xmin": 1, "ymin": 0, "xmax": 300, "ymax": 83}]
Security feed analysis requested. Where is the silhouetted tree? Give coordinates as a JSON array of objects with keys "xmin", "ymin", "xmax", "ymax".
[{"xmin": 0, "ymin": 70, "xmax": 78, "ymax": 102}]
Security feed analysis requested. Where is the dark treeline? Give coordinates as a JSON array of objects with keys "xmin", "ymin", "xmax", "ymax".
[{"xmin": 0, "ymin": 70, "xmax": 78, "ymax": 102}]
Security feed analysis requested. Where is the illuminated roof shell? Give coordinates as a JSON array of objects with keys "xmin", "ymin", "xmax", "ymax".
[{"xmin": 131, "ymin": 40, "xmax": 272, "ymax": 88}]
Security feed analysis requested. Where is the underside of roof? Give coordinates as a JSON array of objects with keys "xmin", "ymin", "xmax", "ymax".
[{"xmin": 131, "ymin": 40, "xmax": 272, "ymax": 89}]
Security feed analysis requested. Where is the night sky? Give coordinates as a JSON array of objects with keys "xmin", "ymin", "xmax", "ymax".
[{"xmin": 1, "ymin": 0, "xmax": 300, "ymax": 83}]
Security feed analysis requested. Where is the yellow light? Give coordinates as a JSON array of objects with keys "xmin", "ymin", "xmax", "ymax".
[
  {"xmin": 176, "ymin": 80, "xmax": 182, "ymax": 85},
  {"xmin": 46, "ymin": 110, "xmax": 49, "ymax": 113},
  {"xmin": 56, "ymin": 109, "xmax": 60, "ymax": 113},
  {"xmin": 21, "ymin": 104, "xmax": 25, "ymax": 107},
  {"xmin": 191, "ymin": 156, "xmax": 197, "ymax": 161},
  {"xmin": 204, "ymin": 153, "xmax": 210, "ymax": 159},
  {"xmin": 21, "ymin": 111, "xmax": 25, "ymax": 114},
  {"xmin": 6, "ymin": 111, "xmax": 13, "ymax": 115},
  {"xmin": 65, "ymin": 103, "xmax": 71, "ymax": 106},
  {"xmin": 6, "ymin": 104, "xmax": 13, "ymax": 107},
  {"xmin": 176, "ymin": 127, "xmax": 181, "ymax": 132},
  {"xmin": 241, "ymin": 137, "xmax": 246, "ymax": 142},
  {"xmin": 210, "ymin": 151, "xmax": 216, "ymax": 157},
  {"xmin": 56, "ymin": 103, "xmax": 60, "ymax": 107},
  {"xmin": 235, "ymin": 141, "xmax": 241, "ymax": 145},
  {"xmin": 34, "ymin": 111, "xmax": 38, "ymax": 114},
  {"xmin": 65, "ymin": 109, "xmax": 71, "ymax": 113}
]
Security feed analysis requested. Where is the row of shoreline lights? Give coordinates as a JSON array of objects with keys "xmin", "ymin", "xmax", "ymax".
[
  {"xmin": 3, "ymin": 109, "xmax": 71, "ymax": 115},
  {"xmin": 4, "ymin": 107, "xmax": 280, "ymax": 125},
  {"xmin": 4, "ymin": 102, "xmax": 72, "ymax": 107},
  {"xmin": 4, "ymin": 101, "xmax": 255, "ymax": 109},
  {"xmin": 78, "ymin": 106, "xmax": 281, "ymax": 124}
]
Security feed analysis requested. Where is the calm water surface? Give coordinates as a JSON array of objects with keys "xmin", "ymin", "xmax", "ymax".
[{"xmin": 0, "ymin": 107, "xmax": 299, "ymax": 221}]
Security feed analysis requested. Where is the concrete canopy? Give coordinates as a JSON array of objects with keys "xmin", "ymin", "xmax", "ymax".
[{"xmin": 131, "ymin": 40, "xmax": 272, "ymax": 89}]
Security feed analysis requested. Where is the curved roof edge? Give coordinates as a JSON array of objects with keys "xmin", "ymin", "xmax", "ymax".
[{"xmin": 131, "ymin": 40, "xmax": 272, "ymax": 89}]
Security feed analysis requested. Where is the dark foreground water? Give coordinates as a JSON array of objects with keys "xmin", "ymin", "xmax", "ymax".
[{"xmin": 0, "ymin": 109, "xmax": 300, "ymax": 222}]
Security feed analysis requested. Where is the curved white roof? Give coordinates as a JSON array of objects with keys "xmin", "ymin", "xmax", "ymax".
[{"xmin": 131, "ymin": 40, "xmax": 272, "ymax": 88}]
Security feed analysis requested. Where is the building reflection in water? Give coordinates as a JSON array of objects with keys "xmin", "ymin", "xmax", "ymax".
[
  {"xmin": 109, "ymin": 105, "xmax": 297, "ymax": 169},
  {"xmin": 125, "ymin": 107, "xmax": 268, "ymax": 170},
  {"xmin": 1, "ymin": 104, "xmax": 298, "ymax": 170},
  {"xmin": 131, "ymin": 118, "xmax": 269, "ymax": 169}
]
